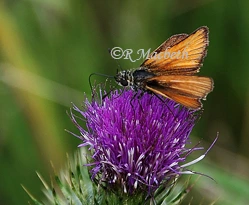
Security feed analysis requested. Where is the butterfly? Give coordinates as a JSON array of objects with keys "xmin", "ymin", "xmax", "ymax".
[{"xmin": 114, "ymin": 26, "xmax": 214, "ymax": 110}]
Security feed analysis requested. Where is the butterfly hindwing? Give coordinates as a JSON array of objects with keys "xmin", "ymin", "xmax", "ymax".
[{"xmin": 145, "ymin": 75, "xmax": 213, "ymax": 109}]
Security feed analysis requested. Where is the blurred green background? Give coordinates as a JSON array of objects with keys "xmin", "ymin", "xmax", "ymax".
[{"xmin": 1, "ymin": 0, "xmax": 249, "ymax": 204}]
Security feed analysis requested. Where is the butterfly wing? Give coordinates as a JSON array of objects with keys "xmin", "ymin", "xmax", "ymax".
[
  {"xmin": 145, "ymin": 75, "xmax": 213, "ymax": 109},
  {"xmin": 141, "ymin": 26, "xmax": 209, "ymax": 75},
  {"xmin": 150, "ymin": 33, "xmax": 189, "ymax": 53}
]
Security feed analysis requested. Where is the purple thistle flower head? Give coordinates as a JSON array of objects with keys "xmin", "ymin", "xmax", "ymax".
[{"xmin": 70, "ymin": 87, "xmax": 202, "ymax": 197}]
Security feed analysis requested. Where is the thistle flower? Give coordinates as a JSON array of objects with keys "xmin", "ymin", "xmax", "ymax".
[
  {"xmin": 70, "ymin": 87, "xmax": 213, "ymax": 203},
  {"xmin": 25, "ymin": 86, "xmax": 216, "ymax": 205}
]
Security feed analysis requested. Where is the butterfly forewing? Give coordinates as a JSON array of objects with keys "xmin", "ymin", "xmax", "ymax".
[
  {"xmin": 148, "ymin": 34, "xmax": 188, "ymax": 54},
  {"xmin": 141, "ymin": 26, "xmax": 209, "ymax": 75}
]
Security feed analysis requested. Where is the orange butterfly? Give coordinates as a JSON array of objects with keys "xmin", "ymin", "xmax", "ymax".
[{"xmin": 114, "ymin": 26, "xmax": 214, "ymax": 110}]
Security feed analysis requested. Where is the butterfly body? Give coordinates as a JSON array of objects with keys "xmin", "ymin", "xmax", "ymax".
[
  {"xmin": 114, "ymin": 26, "xmax": 214, "ymax": 110},
  {"xmin": 115, "ymin": 69, "xmax": 155, "ymax": 90}
]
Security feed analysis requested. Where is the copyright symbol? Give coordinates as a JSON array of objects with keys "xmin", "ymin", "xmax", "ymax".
[{"xmin": 110, "ymin": 47, "xmax": 123, "ymax": 59}]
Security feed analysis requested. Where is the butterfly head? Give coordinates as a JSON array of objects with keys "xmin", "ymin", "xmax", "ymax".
[{"xmin": 114, "ymin": 70, "xmax": 133, "ymax": 87}]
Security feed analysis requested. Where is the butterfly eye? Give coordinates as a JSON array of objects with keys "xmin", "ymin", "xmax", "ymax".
[{"xmin": 120, "ymin": 79, "xmax": 128, "ymax": 86}]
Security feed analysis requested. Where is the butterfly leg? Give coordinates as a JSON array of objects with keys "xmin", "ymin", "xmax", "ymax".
[
  {"xmin": 130, "ymin": 91, "xmax": 145, "ymax": 113},
  {"xmin": 152, "ymin": 93, "xmax": 177, "ymax": 119}
]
